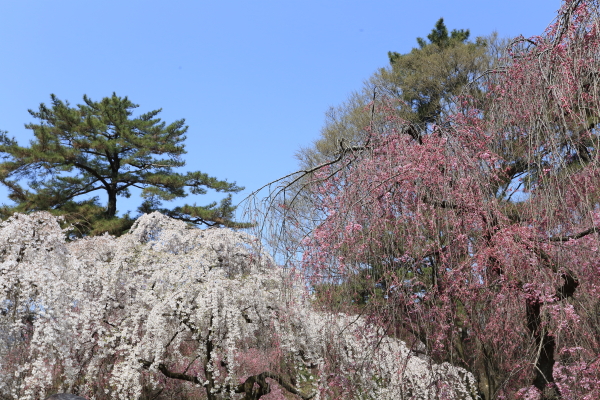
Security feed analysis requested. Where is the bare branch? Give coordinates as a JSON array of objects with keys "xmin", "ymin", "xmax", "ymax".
[{"xmin": 548, "ymin": 226, "xmax": 599, "ymax": 242}]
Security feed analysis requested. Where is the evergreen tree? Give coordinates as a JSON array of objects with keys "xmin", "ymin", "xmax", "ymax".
[
  {"xmin": 288, "ymin": 20, "xmax": 500, "ymax": 313},
  {"xmin": 414, "ymin": 17, "xmax": 470, "ymax": 49},
  {"xmin": 296, "ymin": 18, "xmax": 494, "ymax": 168},
  {"xmin": 386, "ymin": 17, "xmax": 487, "ymax": 126},
  {"xmin": 0, "ymin": 93, "xmax": 248, "ymax": 236}
]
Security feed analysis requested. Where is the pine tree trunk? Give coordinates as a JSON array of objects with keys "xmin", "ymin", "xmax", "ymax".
[{"xmin": 106, "ymin": 189, "xmax": 117, "ymax": 217}]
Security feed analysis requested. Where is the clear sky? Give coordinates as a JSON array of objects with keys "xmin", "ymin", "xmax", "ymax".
[{"xmin": 0, "ymin": 0, "xmax": 561, "ymax": 219}]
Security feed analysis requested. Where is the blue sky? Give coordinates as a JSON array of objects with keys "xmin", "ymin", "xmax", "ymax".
[{"xmin": 0, "ymin": 0, "xmax": 560, "ymax": 219}]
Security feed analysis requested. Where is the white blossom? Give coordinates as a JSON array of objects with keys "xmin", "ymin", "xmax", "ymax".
[{"xmin": 0, "ymin": 212, "xmax": 477, "ymax": 399}]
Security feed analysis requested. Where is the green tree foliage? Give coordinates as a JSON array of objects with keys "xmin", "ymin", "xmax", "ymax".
[
  {"xmin": 386, "ymin": 17, "xmax": 487, "ymax": 125},
  {"xmin": 288, "ymin": 20, "xmax": 502, "ymax": 311},
  {"xmin": 0, "ymin": 93, "xmax": 248, "ymax": 236},
  {"xmin": 297, "ymin": 18, "xmax": 495, "ymax": 168}
]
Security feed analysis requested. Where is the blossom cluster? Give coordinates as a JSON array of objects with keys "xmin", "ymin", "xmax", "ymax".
[{"xmin": 0, "ymin": 212, "xmax": 476, "ymax": 400}]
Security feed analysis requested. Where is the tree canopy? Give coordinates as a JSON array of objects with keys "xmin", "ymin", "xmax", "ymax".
[
  {"xmin": 0, "ymin": 94, "xmax": 247, "ymax": 236},
  {"xmin": 3, "ymin": 2, "xmax": 600, "ymax": 399},
  {"xmin": 296, "ymin": 18, "xmax": 493, "ymax": 169},
  {"xmin": 256, "ymin": 1, "xmax": 600, "ymax": 398},
  {"xmin": 386, "ymin": 17, "xmax": 487, "ymax": 126},
  {"xmin": 286, "ymin": 19, "xmax": 500, "ymax": 309}
]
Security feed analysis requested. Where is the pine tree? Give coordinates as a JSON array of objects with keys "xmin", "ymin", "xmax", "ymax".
[
  {"xmin": 296, "ymin": 18, "xmax": 494, "ymax": 168},
  {"xmin": 386, "ymin": 17, "xmax": 487, "ymax": 126},
  {"xmin": 288, "ymin": 19, "xmax": 499, "ymax": 319},
  {"xmin": 0, "ymin": 93, "xmax": 248, "ymax": 236}
]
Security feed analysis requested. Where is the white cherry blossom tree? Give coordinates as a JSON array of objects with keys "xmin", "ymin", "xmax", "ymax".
[{"xmin": 0, "ymin": 212, "xmax": 477, "ymax": 400}]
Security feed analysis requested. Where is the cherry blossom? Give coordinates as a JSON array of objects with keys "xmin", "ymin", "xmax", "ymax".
[{"xmin": 0, "ymin": 212, "xmax": 476, "ymax": 399}]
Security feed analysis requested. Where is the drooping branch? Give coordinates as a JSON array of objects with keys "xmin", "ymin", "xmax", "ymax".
[
  {"xmin": 548, "ymin": 226, "xmax": 599, "ymax": 242},
  {"xmin": 138, "ymin": 359, "xmax": 202, "ymax": 386},
  {"xmin": 138, "ymin": 360, "xmax": 316, "ymax": 400},
  {"xmin": 230, "ymin": 372, "xmax": 316, "ymax": 400},
  {"xmin": 552, "ymin": 0, "xmax": 585, "ymax": 47}
]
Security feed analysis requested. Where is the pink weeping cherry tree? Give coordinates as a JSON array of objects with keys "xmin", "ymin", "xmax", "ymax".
[
  {"xmin": 273, "ymin": 1, "xmax": 600, "ymax": 399},
  {"xmin": 0, "ymin": 211, "xmax": 477, "ymax": 400}
]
